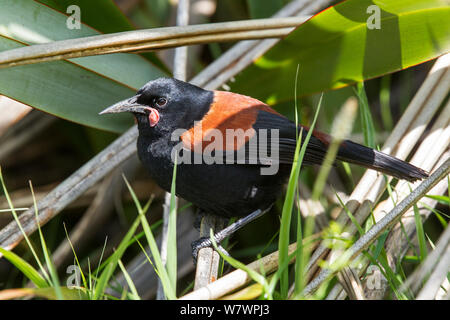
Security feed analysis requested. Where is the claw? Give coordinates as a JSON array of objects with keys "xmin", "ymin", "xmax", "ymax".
[
  {"xmin": 191, "ymin": 236, "xmax": 212, "ymax": 263},
  {"xmin": 191, "ymin": 236, "xmax": 231, "ymax": 264}
]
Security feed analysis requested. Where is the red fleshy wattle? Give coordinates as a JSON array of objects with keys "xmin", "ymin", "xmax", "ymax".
[{"xmin": 148, "ymin": 108, "xmax": 160, "ymax": 127}]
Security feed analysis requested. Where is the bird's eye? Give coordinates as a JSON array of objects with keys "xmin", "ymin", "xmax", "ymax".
[{"xmin": 154, "ymin": 97, "xmax": 167, "ymax": 108}]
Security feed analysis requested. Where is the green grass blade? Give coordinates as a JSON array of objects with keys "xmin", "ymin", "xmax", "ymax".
[
  {"xmin": 122, "ymin": 176, "xmax": 176, "ymax": 299},
  {"xmin": 278, "ymin": 94, "xmax": 323, "ymax": 298},
  {"xmin": 335, "ymin": 192, "xmax": 365, "ymax": 237},
  {"xmin": 0, "ymin": 167, "xmax": 51, "ymax": 283},
  {"xmin": 424, "ymin": 194, "xmax": 450, "ymax": 206},
  {"xmin": 413, "ymin": 204, "xmax": 428, "ymax": 261},
  {"xmin": 294, "ymin": 207, "xmax": 304, "ymax": 296},
  {"xmin": 117, "ymin": 259, "xmax": 140, "ymax": 300},
  {"xmin": 0, "ymin": 246, "xmax": 48, "ymax": 288},
  {"xmin": 28, "ymin": 181, "xmax": 63, "ymax": 300},
  {"xmin": 354, "ymin": 82, "xmax": 376, "ymax": 148},
  {"xmin": 209, "ymin": 229, "xmax": 269, "ymax": 297},
  {"xmin": 93, "ymin": 214, "xmax": 142, "ymax": 300},
  {"xmin": 62, "ymin": 223, "xmax": 89, "ymax": 294},
  {"xmin": 95, "ymin": 219, "xmax": 162, "ymax": 273}
]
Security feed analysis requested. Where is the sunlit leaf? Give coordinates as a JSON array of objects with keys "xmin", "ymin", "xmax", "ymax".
[
  {"xmin": 0, "ymin": 0, "xmax": 167, "ymax": 132},
  {"xmin": 231, "ymin": 0, "xmax": 450, "ymax": 103}
]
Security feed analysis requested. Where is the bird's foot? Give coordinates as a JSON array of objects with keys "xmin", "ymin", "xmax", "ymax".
[
  {"xmin": 191, "ymin": 236, "xmax": 231, "ymax": 263},
  {"xmin": 191, "ymin": 207, "xmax": 271, "ymax": 263}
]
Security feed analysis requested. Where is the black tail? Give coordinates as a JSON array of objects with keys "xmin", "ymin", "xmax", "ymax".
[{"xmin": 336, "ymin": 140, "xmax": 429, "ymax": 182}]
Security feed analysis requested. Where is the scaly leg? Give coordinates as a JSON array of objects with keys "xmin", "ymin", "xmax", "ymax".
[{"xmin": 191, "ymin": 206, "xmax": 272, "ymax": 261}]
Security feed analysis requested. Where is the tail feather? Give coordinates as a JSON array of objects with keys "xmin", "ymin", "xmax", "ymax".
[{"xmin": 336, "ymin": 140, "xmax": 429, "ymax": 182}]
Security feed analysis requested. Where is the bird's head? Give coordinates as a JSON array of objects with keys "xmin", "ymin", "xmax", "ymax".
[{"xmin": 100, "ymin": 77, "xmax": 213, "ymax": 136}]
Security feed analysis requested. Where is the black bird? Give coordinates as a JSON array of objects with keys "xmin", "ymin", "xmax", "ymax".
[{"xmin": 100, "ymin": 77, "xmax": 428, "ymax": 257}]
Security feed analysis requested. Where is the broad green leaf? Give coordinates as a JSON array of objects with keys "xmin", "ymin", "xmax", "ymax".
[
  {"xmin": 1, "ymin": 0, "xmax": 166, "ymax": 88},
  {"xmin": 231, "ymin": 0, "xmax": 450, "ymax": 103},
  {"xmin": 37, "ymin": 0, "xmax": 167, "ymax": 70},
  {"xmin": 38, "ymin": 0, "xmax": 135, "ymax": 34},
  {"xmin": 0, "ymin": 37, "xmax": 135, "ymax": 132},
  {"xmin": 0, "ymin": 0, "xmax": 167, "ymax": 132},
  {"xmin": 131, "ymin": 0, "xmax": 171, "ymax": 29}
]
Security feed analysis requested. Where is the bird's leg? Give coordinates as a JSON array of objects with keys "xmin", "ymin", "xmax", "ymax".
[
  {"xmin": 193, "ymin": 209, "xmax": 225, "ymax": 231},
  {"xmin": 191, "ymin": 206, "xmax": 271, "ymax": 261}
]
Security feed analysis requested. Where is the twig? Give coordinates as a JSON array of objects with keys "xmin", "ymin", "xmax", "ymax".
[
  {"xmin": 360, "ymin": 100, "xmax": 450, "ymax": 298},
  {"xmin": 337, "ymin": 267, "xmax": 366, "ymax": 300},
  {"xmin": 173, "ymin": 0, "xmax": 190, "ymax": 81},
  {"xmin": 194, "ymin": 213, "xmax": 225, "ymax": 290},
  {"xmin": 302, "ymin": 158, "xmax": 450, "ymax": 296},
  {"xmin": 0, "ymin": 17, "xmax": 309, "ymax": 68},
  {"xmin": 180, "ymin": 242, "xmax": 298, "ymax": 300}
]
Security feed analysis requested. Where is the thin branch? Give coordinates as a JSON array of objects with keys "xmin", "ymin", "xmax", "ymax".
[
  {"xmin": 337, "ymin": 267, "xmax": 366, "ymax": 300},
  {"xmin": 0, "ymin": 17, "xmax": 309, "ymax": 68},
  {"xmin": 194, "ymin": 213, "xmax": 225, "ymax": 290},
  {"xmin": 173, "ymin": 0, "xmax": 190, "ymax": 81}
]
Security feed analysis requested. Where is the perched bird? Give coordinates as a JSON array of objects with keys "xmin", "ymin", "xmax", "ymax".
[{"xmin": 100, "ymin": 77, "xmax": 428, "ymax": 257}]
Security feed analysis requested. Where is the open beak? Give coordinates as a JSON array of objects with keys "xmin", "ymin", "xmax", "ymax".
[{"xmin": 99, "ymin": 96, "xmax": 147, "ymax": 115}]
